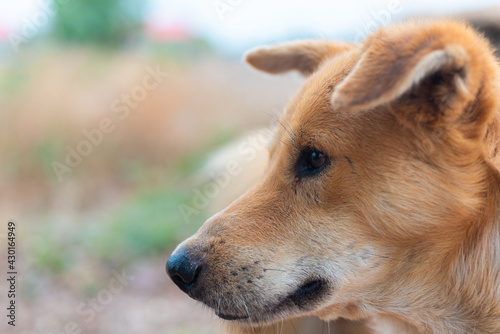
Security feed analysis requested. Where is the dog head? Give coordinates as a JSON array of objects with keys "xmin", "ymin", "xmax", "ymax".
[{"xmin": 167, "ymin": 20, "xmax": 500, "ymax": 328}]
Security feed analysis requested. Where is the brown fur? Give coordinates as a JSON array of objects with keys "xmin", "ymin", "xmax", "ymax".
[{"xmin": 169, "ymin": 20, "xmax": 500, "ymax": 333}]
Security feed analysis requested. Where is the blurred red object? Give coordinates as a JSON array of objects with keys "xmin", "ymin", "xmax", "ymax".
[{"xmin": 145, "ymin": 21, "xmax": 192, "ymax": 42}]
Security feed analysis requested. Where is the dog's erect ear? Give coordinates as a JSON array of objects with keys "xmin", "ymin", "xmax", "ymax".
[
  {"xmin": 245, "ymin": 40, "xmax": 355, "ymax": 76},
  {"xmin": 331, "ymin": 21, "xmax": 499, "ymax": 139}
]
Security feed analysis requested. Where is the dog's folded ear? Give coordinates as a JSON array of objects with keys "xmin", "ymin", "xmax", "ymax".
[
  {"xmin": 331, "ymin": 21, "xmax": 499, "ymax": 140},
  {"xmin": 245, "ymin": 40, "xmax": 355, "ymax": 76}
]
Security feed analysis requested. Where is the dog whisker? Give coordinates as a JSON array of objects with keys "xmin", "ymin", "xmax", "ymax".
[
  {"xmin": 264, "ymin": 110, "xmax": 297, "ymax": 145},
  {"xmin": 290, "ymin": 319, "xmax": 298, "ymax": 334},
  {"xmin": 370, "ymin": 253, "xmax": 422, "ymax": 265},
  {"xmin": 242, "ymin": 296, "xmax": 256, "ymax": 334}
]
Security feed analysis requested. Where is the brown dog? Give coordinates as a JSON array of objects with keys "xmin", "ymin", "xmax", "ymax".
[{"xmin": 167, "ymin": 20, "xmax": 500, "ymax": 334}]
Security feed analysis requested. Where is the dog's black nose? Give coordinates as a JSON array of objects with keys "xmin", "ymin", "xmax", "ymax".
[{"xmin": 166, "ymin": 248, "xmax": 203, "ymax": 292}]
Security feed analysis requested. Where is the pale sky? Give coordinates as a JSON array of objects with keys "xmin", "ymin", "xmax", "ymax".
[
  {"xmin": 1, "ymin": 0, "xmax": 499, "ymax": 54},
  {"xmin": 148, "ymin": 0, "xmax": 500, "ymax": 53}
]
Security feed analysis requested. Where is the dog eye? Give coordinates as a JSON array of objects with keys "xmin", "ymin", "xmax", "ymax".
[
  {"xmin": 295, "ymin": 149, "xmax": 328, "ymax": 177},
  {"xmin": 309, "ymin": 151, "xmax": 326, "ymax": 169}
]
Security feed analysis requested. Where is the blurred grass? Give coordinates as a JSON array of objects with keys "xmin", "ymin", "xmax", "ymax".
[
  {"xmin": 174, "ymin": 125, "xmax": 236, "ymax": 177},
  {"xmin": 27, "ymin": 127, "xmax": 236, "ymax": 275},
  {"xmin": 4, "ymin": 45, "xmax": 240, "ymax": 277},
  {"xmin": 94, "ymin": 187, "xmax": 203, "ymax": 266},
  {"xmin": 35, "ymin": 138, "xmax": 66, "ymax": 180},
  {"xmin": 150, "ymin": 38, "xmax": 214, "ymax": 61},
  {"xmin": 0, "ymin": 63, "xmax": 30, "ymax": 96},
  {"xmin": 1, "ymin": 44, "xmax": 283, "ymax": 309}
]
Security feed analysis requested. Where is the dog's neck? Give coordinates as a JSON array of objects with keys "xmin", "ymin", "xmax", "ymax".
[{"xmin": 374, "ymin": 176, "xmax": 500, "ymax": 334}]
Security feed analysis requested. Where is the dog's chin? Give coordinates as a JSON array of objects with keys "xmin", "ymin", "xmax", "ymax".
[{"xmin": 213, "ymin": 278, "xmax": 330, "ymax": 325}]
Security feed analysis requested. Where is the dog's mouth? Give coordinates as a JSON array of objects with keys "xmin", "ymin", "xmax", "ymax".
[
  {"xmin": 213, "ymin": 278, "xmax": 329, "ymax": 323},
  {"xmin": 286, "ymin": 279, "xmax": 326, "ymax": 307},
  {"xmin": 215, "ymin": 312, "xmax": 249, "ymax": 321}
]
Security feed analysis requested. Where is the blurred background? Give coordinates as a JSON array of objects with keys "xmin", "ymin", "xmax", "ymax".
[{"xmin": 0, "ymin": 1, "xmax": 499, "ymax": 333}]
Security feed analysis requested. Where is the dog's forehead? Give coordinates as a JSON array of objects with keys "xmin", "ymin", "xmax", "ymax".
[{"xmin": 282, "ymin": 51, "xmax": 361, "ymax": 140}]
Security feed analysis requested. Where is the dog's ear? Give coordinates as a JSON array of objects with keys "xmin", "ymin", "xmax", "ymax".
[
  {"xmin": 331, "ymin": 21, "xmax": 499, "ymax": 139},
  {"xmin": 245, "ymin": 41, "xmax": 355, "ymax": 76}
]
